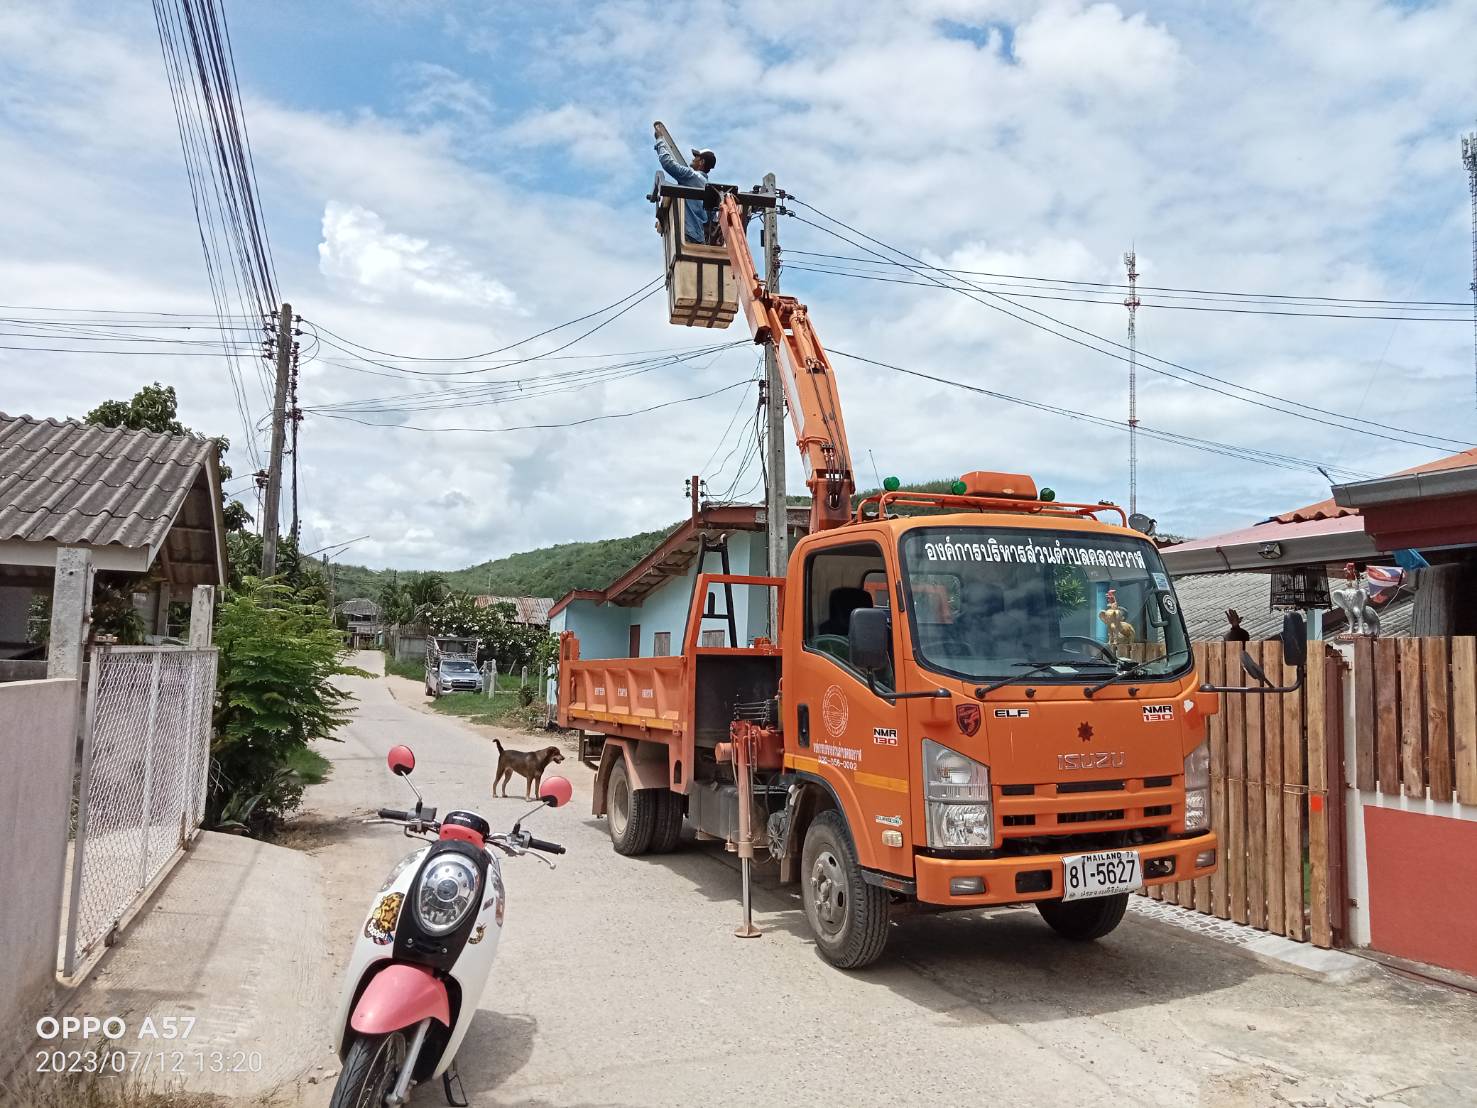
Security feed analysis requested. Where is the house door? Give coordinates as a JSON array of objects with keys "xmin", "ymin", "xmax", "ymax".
[{"xmin": 628, "ymin": 624, "xmax": 641, "ymax": 658}]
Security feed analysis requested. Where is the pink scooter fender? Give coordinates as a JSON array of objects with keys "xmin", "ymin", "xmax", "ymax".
[{"xmin": 350, "ymin": 963, "xmax": 451, "ymax": 1034}]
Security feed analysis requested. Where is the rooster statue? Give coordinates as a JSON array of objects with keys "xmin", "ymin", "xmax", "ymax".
[{"xmin": 1331, "ymin": 561, "xmax": 1380, "ymax": 637}]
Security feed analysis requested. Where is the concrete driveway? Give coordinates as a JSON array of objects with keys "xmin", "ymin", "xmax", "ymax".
[{"xmin": 299, "ymin": 653, "xmax": 1477, "ymax": 1107}]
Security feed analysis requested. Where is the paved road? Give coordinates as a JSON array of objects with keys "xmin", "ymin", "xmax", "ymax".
[{"xmin": 301, "ymin": 654, "xmax": 1477, "ymax": 1107}]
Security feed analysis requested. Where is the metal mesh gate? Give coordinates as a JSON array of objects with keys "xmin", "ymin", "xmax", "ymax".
[{"xmin": 64, "ymin": 646, "xmax": 217, "ymax": 976}]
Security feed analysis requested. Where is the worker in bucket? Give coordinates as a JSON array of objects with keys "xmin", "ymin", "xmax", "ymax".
[{"xmin": 654, "ymin": 121, "xmax": 717, "ymax": 244}]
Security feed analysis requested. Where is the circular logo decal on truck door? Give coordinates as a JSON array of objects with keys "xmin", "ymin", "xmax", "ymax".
[{"xmin": 821, "ymin": 684, "xmax": 849, "ymax": 738}]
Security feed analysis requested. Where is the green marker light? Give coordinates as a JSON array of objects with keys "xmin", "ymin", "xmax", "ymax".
[
  {"xmin": 883, "ymin": 476, "xmax": 901, "ymax": 492},
  {"xmin": 951, "ymin": 480, "xmax": 968, "ymax": 495},
  {"xmin": 1040, "ymin": 487, "xmax": 1056, "ymax": 502}
]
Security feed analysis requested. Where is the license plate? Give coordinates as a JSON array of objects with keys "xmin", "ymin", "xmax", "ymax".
[{"xmin": 1061, "ymin": 849, "xmax": 1141, "ymax": 901}]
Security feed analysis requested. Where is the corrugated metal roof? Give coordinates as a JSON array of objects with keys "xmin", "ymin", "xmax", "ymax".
[
  {"xmin": 0, "ymin": 413, "xmax": 216, "ymax": 552},
  {"xmin": 1172, "ymin": 570, "xmax": 1415, "ymax": 641}
]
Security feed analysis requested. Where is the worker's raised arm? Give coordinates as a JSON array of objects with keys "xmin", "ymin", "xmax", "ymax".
[{"xmin": 654, "ymin": 140, "xmax": 704, "ymax": 187}]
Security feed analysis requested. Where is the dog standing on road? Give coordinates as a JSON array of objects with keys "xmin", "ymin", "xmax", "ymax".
[{"xmin": 493, "ymin": 739, "xmax": 566, "ymax": 799}]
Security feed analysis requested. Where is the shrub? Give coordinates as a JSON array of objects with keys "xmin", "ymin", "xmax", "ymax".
[{"xmin": 209, "ymin": 578, "xmax": 364, "ymax": 833}]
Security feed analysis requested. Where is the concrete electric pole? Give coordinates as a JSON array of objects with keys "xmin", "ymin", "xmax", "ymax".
[
  {"xmin": 261, "ymin": 302, "xmax": 293, "ymax": 576},
  {"xmin": 761, "ymin": 173, "xmax": 788, "ymax": 637}
]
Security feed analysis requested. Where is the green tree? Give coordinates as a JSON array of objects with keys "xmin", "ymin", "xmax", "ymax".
[
  {"xmin": 210, "ymin": 578, "xmax": 363, "ymax": 832},
  {"xmin": 86, "ymin": 382, "xmax": 187, "ymax": 434}
]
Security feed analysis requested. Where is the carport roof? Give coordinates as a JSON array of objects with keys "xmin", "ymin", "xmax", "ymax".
[{"xmin": 0, "ymin": 413, "xmax": 226, "ymax": 585}]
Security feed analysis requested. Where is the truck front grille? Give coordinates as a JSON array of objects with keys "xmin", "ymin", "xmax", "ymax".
[{"xmin": 995, "ymin": 775, "xmax": 1179, "ymax": 844}]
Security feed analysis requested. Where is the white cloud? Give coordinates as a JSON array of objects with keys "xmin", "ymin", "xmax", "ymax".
[
  {"xmin": 317, "ymin": 201, "xmax": 516, "ymax": 307},
  {"xmin": 2, "ymin": 0, "xmax": 1475, "ymax": 571}
]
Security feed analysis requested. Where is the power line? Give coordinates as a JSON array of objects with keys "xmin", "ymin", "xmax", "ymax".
[
  {"xmin": 300, "ymin": 276, "xmax": 665, "ymax": 367},
  {"xmin": 785, "ymin": 200, "xmax": 1473, "ymax": 453},
  {"xmin": 313, "ymin": 377, "xmax": 755, "ymax": 434},
  {"xmin": 829, "ymin": 348, "xmax": 1372, "ymax": 480},
  {"xmin": 785, "ymin": 249, "xmax": 1471, "ymax": 308},
  {"xmin": 783, "ymin": 263, "xmax": 1476, "ymax": 322}
]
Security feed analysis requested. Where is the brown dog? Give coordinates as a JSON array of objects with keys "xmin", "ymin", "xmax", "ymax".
[{"xmin": 493, "ymin": 739, "xmax": 566, "ymax": 799}]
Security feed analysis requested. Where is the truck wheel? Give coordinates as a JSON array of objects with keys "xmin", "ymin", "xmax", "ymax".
[
  {"xmin": 606, "ymin": 759, "xmax": 655, "ymax": 856},
  {"xmin": 800, "ymin": 810, "xmax": 889, "ymax": 969},
  {"xmin": 648, "ymin": 790, "xmax": 684, "ymax": 853},
  {"xmin": 1036, "ymin": 892, "xmax": 1129, "ymax": 941}
]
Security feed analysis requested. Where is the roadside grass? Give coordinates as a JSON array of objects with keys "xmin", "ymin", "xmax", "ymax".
[
  {"xmin": 383, "ymin": 654, "xmax": 423, "ymax": 683},
  {"xmin": 284, "ymin": 744, "xmax": 331, "ymax": 785},
  {"xmin": 426, "ymin": 684, "xmax": 550, "ymax": 733}
]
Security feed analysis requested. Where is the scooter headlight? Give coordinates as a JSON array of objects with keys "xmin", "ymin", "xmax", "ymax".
[{"xmin": 415, "ymin": 854, "xmax": 481, "ymax": 935}]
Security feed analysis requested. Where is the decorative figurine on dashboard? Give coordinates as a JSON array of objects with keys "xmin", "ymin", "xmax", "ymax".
[{"xmin": 1098, "ymin": 588, "xmax": 1136, "ymax": 648}]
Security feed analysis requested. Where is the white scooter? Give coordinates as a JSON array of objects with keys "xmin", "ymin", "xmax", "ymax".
[{"xmin": 329, "ymin": 744, "xmax": 571, "ymax": 1108}]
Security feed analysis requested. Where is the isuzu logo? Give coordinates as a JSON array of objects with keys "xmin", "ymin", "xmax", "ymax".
[{"xmin": 1058, "ymin": 751, "xmax": 1126, "ymax": 770}]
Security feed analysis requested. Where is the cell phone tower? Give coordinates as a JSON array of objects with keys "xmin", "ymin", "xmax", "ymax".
[
  {"xmin": 1464, "ymin": 128, "xmax": 1477, "ymax": 411},
  {"xmin": 1124, "ymin": 250, "xmax": 1141, "ymax": 515}
]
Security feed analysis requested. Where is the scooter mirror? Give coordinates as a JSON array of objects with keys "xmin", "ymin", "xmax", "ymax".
[
  {"xmin": 387, "ymin": 745, "xmax": 416, "ymax": 776},
  {"xmin": 539, "ymin": 775, "xmax": 572, "ymax": 808}
]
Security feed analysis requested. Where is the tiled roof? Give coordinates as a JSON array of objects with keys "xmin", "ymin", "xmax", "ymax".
[
  {"xmin": 1273, "ymin": 447, "xmax": 1477, "ymax": 524},
  {"xmin": 474, "ymin": 595, "xmax": 555, "ymax": 625},
  {"xmin": 0, "ymin": 413, "xmax": 216, "ymax": 552}
]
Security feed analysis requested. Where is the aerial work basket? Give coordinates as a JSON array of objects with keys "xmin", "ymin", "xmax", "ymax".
[{"xmin": 651, "ymin": 176, "xmax": 739, "ymax": 329}]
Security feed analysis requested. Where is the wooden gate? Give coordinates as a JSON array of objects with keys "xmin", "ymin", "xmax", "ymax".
[
  {"xmin": 1143, "ymin": 640, "xmax": 1344, "ymax": 949},
  {"xmin": 1349, "ymin": 636, "xmax": 1477, "ymax": 804}
]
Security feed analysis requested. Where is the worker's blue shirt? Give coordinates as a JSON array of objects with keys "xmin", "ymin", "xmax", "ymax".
[{"xmin": 656, "ymin": 142, "xmax": 708, "ymax": 243}]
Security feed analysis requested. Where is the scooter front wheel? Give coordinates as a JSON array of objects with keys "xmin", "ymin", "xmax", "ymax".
[{"xmin": 329, "ymin": 1030, "xmax": 407, "ymax": 1108}]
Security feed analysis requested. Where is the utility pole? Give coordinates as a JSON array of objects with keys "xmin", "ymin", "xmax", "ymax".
[
  {"xmin": 761, "ymin": 172, "xmax": 787, "ymax": 637},
  {"xmin": 1462, "ymin": 127, "xmax": 1477, "ymax": 412},
  {"xmin": 1123, "ymin": 251, "xmax": 1140, "ymax": 516},
  {"xmin": 261, "ymin": 302, "xmax": 292, "ymax": 576},
  {"xmin": 288, "ymin": 340, "xmax": 301, "ymax": 551}
]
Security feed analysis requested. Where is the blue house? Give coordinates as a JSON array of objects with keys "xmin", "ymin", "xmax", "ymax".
[{"xmin": 549, "ymin": 505, "xmax": 809, "ymax": 658}]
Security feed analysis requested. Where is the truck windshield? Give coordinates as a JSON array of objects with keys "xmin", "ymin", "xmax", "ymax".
[
  {"xmin": 898, "ymin": 526, "xmax": 1191, "ymax": 684},
  {"xmin": 442, "ymin": 660, "xmax": 477, "ymax": 673}
]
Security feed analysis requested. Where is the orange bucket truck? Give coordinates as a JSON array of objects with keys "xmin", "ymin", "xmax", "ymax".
[{"xmin": 558, "ymin": 172, "xmax": 1306, "ymax": 968}]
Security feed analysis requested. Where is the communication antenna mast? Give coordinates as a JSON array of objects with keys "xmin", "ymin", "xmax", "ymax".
[
  {"xmin": 1463, "ymin": 127, "xmax": 1477, "ymax": 411},
  {"xmin": 1124, "ymin": 250, "xmax": 1141, "ymax": 515}
]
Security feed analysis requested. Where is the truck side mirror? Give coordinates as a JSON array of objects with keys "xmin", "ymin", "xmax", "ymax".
[
  {"xmin": 1281, "ymin": 612, "xmax": 1307, "ymax": 670},
  {"xmin": 848, "ymin": 607, "xmax": 890, "ymax": 673}
]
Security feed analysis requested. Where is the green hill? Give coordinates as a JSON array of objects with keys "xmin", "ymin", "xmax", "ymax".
[{"xmin": 326, "ymin": 478, "xmax": 975, "ymax": 606}]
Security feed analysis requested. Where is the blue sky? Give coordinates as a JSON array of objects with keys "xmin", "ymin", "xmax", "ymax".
[{"xmin": 2, "ymin": 0, "xmax": 1475, "ymax": 570}]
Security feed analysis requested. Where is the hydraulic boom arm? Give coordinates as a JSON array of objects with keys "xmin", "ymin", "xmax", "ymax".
[{"xmin": 714, "ymin": 194, "xmax": 854, "ymax": 533}]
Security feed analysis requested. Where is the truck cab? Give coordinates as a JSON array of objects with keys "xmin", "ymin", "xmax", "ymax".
[{"xmin": 777, "ymin": 493, "xmax": 1218, "ymax": 964}]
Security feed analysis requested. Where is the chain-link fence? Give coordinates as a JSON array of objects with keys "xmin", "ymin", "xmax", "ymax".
[{"xmin": 63, "ymin": 645, "xmax": 217, "ymax": 976}]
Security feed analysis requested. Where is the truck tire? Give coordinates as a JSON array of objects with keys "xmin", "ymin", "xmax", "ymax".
[
  {"xmin": 1036, "ymin": 892, "xmax": 1129, "ymax": 941},
  {"xmin": 648, "ymin": 789, "xmax": 684, "ymax": 853},
  {"xmin": 606, "ymin": 758, "xmax": 655, "ymax": 856},
  {"xmin": 800, "ymin": 810, "xmax": 890, "ymax": 969}
]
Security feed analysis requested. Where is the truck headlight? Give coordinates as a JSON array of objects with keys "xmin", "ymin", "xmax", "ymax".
[
  {"xmin": 922, "ymin": 739, "xmax": 993, "ymax": 849},
  {"xmin": 415, "ymin": 854, "xmax": 480, "ymax": 935},
  {"xmin": 1183, "ymin": 740, "xmax": 1210, "ymax": 833}
]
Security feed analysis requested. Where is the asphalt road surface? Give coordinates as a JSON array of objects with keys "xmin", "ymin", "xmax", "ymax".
[{"xmin": 298, "ymin": 654, "xmax": 1477, "ymax": 1107}]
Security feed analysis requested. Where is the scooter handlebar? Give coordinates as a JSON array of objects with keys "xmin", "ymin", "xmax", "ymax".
[
  {"xmin": 524, "ymin": 836, "xmax": 566, "ymax": 855},
  {"xmin": 377, "ymin": 808, "xmax": 409, "ymax": 820}
]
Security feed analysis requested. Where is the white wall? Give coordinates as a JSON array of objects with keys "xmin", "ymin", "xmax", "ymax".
[{"xmin": 0, "ymin": 678, "xmax": 77, "ymax": 1058}]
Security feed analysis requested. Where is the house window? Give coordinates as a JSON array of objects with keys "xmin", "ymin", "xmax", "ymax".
[
  {"xmin": 700, "ymin": 630, "xmax": 726, "ymax": 647},
  {"xmin": 653, "ymin": 631, "xmax": 672, "ymax": 657}
]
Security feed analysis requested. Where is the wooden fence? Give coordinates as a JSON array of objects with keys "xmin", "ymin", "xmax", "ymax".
[
  {"xmin": 1143, "ymin": 640, "xmax": 1342, "ymax": 949},
  {"xmin": 1349, "ymin": 636, "xmax": 1477, "ymax": 804}
]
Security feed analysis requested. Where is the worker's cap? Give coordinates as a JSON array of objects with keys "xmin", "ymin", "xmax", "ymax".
[{"xmin": 690, "ymin": 147, "xmax": 717, "ymax": 169}]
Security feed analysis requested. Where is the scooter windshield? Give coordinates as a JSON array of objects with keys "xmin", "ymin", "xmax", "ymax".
[{"xmin": 898, "ymin": 526, "xmax": 1192, "ymax": 684}]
